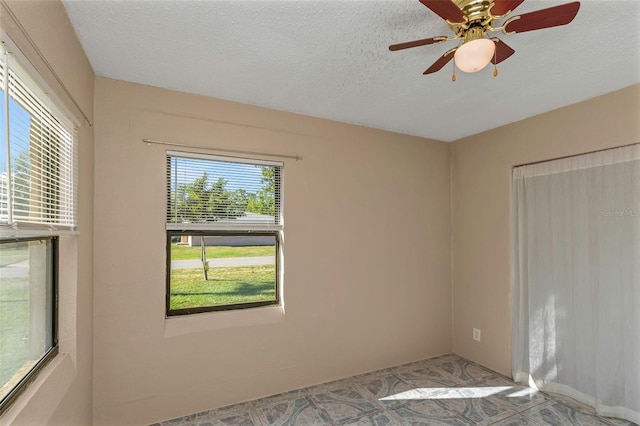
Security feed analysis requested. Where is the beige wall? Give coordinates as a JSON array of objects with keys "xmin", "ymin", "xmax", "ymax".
[
  {"xmin": 0, "ymin": 1, "xmax": 94, "ymax": 425},
  {"xmin": 450, "ymin": 84, "xmax": 640, "ymax": 376},
  {"xmin": 4, "ymin": 4, "xmax": 635, "ymax": 423},
  {"xmin": 92, "ymin": 78, "xmax": 452, "ymax": 425}
]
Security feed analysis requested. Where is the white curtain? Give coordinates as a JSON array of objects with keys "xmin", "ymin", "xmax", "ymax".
[{"xmin": 512, "ymin": 144, "xmax": 640, "ymax": 424}]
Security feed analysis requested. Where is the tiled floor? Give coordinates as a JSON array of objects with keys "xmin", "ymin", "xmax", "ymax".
[{"xmin": 153, "ymin": 354, "xmax": 638, "ymax": 426}]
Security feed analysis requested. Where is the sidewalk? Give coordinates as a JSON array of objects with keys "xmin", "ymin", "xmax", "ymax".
[{"xmin": 171, "ymin": 256, "xmax": 275, "ymax": 269}]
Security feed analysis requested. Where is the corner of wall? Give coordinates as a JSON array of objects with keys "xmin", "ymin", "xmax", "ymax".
[{"xmin": 448, "ymin": 141, "xmax": 456, "ymax": 355}]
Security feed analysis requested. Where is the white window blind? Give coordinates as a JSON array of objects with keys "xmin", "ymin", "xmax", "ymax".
[
  {"xmin": 0, "ymin": 48, "xmax": 77, "ymax": 236},
  {"xmin": 166, "ymin": 151, "xmax": 282, "ymax": 231}
]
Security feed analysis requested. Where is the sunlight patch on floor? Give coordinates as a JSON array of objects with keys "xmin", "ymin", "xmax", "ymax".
[
  {"xmin": 507, "ymin": 387, "xmax": 538, "ymax": 398},
  {"xmin": 380, "ymin": 386, "xmax": 514, "ymax": 401}
]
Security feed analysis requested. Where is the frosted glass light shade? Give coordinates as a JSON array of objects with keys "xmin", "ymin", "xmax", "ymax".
[{"xmin": 454, "ymin": 39, "xmax": 496, "ymax": 73}]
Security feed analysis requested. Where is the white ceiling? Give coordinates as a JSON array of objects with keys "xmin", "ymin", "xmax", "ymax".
[{"xmin": 62, "ymin": 0, "xmax": 640, "ymax": 142}]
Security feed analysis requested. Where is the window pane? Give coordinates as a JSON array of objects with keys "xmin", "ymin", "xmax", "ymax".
[
  {"xmin": 166, "ymin": 154, "xmax": 281, "ymax": 229},
  {"xmin": 0, "ymin": 52, "xmax": 77, "ymax": 234},
  {"xmin": 8, "ymin": 70, "xmax": 76, "ymax": 228},
  {"xmin": 0, "ymin": 238, "xmax": 54, "ymax": 404},
  {"xmin": 168, "ymin": 234, "xmax": 277, "ymax": 313},
  {"xmin": 0, "ymin": 65, "xmax": 6, "ymax": 222}
]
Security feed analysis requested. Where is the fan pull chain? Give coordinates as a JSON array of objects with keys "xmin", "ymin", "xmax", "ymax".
[
  {"xmin": 452, "ymin": 60, "xmax": 457, "ymax": 82},
  {"xmin": 493, "ymin": 47, "xmax": 498, "ymax": 77}
]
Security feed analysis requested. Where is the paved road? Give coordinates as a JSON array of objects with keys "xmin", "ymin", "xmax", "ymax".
[
  {"xmin": 0, "ymin": 257, "xmax": 275, "ymax": 277},
  {"xmin": 0, "ymin": 260, "xmax": 29, "ymax": 278},
  {"xmin": 171, "ymin": 256, "xmax": 275, "ymax": 269}
]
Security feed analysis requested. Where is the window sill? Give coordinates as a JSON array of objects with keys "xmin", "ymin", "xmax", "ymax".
[
  {"xmin": 0, "ymin": 352, "xmax": 74, "ymax": 424},
  {"xmin": 163, "ymin": 304, "xmax": 285, "ymax": 337}
]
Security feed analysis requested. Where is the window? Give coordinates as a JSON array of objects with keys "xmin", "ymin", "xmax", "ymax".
[
  {"xmin": 511, "ymin": 145, "xmax": 640, "ymax": 423},
  {"xmin": 0, "ymin": 238, "xmax": 57, "ymax": 410},
  {"xmin": 0, "ymin": 45, "xmax": 76, "ymax": 414},
  {"xmin": 166, "ymin": 152, "xmax": 282, "ymax": 315}
]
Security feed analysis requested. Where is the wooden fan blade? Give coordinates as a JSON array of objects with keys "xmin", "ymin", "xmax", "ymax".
[
  {"xmin": 491, "ymin": 39, "xmax": 515, "ymax": 64},
  {"xmin": 419, "ymin": 0, "xmax": 466, "ymax": 23},
  {"xmin": 423, "ymin": 49, "xmax": 456, "ymax": 74},
  {"xmin": 389, "ymin": 36, "xmax": 447, "ymax": 51},
  {"xmin": 504, "ymin": 1, "xmax": 580, "ymax": 33},
  {"xmin": 491, "ymin": 0, "xmax": 525, "ymax": 16}
]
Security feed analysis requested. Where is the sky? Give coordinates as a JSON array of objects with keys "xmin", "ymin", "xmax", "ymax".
[
  {"xmin": 0, "ymin": 93, "xmax": 31, "ymax": 176},
  {"xmin": 169, "ymin": 156, "xmax": 268, "ymax": 194}
]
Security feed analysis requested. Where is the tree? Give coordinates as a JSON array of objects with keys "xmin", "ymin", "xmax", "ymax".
[
  {"xmin": 173, "ymin": 173, "xmax": 248, "ymax": 223},
  {"xmin": 173, "ymin": 172, "xmax": 248, "ymax": 279},
  {"xmin": 246, "ymin": 166, "xmax": 277, "ymax": 216}
]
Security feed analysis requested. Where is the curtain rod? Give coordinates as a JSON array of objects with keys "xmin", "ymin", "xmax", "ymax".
[
  {"xmin": 0, "ymin": 0, "xmax": 93, "ymax": 127},
  {"xmin": 142, "ymin": 139, "xmax": 303, "ymax": 161},
  {"xmin": 513, "ymin": 142, "xmax": 640, "ymax": 168}
]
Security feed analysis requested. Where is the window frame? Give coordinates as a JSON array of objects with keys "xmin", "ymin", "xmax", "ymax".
[
  {"xmin": 0, "ymin": 236, "xmax": 58, "ymax": 416},
  {"xmin": 165, "ymin": 151, "xmax": 284, "ymax": 316},
  {"xmin": 0, "ymin": 37, "xmax": 75, "ymax": 416},
  {"xmin": 166, "ymin": 230, "xmax": 280, "ymax": 316},
  {"xmin": 0, "ymin": 46, "xmax": 78, "ymax": 235}
]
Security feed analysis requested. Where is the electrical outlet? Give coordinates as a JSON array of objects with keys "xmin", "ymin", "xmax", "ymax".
[{"xmin": 473, "ymin": 328, "xmax": 481, "ymax": 342}]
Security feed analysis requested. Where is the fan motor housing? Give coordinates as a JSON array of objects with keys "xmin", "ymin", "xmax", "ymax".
[
  {"xmin": 450, "ymin": 0, "xmax": 496, "ymax": 40},
  {"xmin": 455, "ymin": 0, "xmax": 493, "ymax": 22}
]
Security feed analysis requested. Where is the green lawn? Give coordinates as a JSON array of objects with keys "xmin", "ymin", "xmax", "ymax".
[
  {"xmin": 0, "ymin": 277, "xmax": 30, "ymax": 391},
  {"xmin": 0, "ymin": 242, "xmax": 37, "ymax": 398},
  {"xmin": 170, "ymin": 265, "xmax": 276, "ymax": 310},
  {"xmin": 170, "ymin": 243, "xmax": 274, "ymax": 260},
  {"xmin": 0, "ymin": 244, "xmax": 29, "ymax": 267}
]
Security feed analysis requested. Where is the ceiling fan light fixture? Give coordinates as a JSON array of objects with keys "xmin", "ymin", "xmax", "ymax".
[
  {"xmin": 389, "ymin": 0, "xmax": 582, "ymax": 78},
  {"xmin": 454, "ymin": 38, "xmax": 495, "ymax": 73}
]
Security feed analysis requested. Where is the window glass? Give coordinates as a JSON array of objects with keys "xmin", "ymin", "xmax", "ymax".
[
  {"xmin": 0, "ymin": 45, "xmax": 73, "ymax": 414},
  {"xmin": 0, "ymin": 53, "xmax": 76, "ymax": 233},
  {"xmin": 168, "ymin": 234, "xmax": 277, "ymax": 314},
  {"xmin": 0, "ymin": 238, "xmax": 56, "ymax": 407},
  {"xmin": 166, "ymin": 152, "xmax": 283, "ymax": 315}
]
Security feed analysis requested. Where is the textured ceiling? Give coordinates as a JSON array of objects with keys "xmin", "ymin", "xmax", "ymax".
[{"xmin": 62, "ymin": 0, "xmax": 640, "ymax": 142}]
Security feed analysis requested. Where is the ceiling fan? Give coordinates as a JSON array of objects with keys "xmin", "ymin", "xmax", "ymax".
[{"xmin": 389, "ymin": 0, "xmax": 580, "ymax": 79}]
